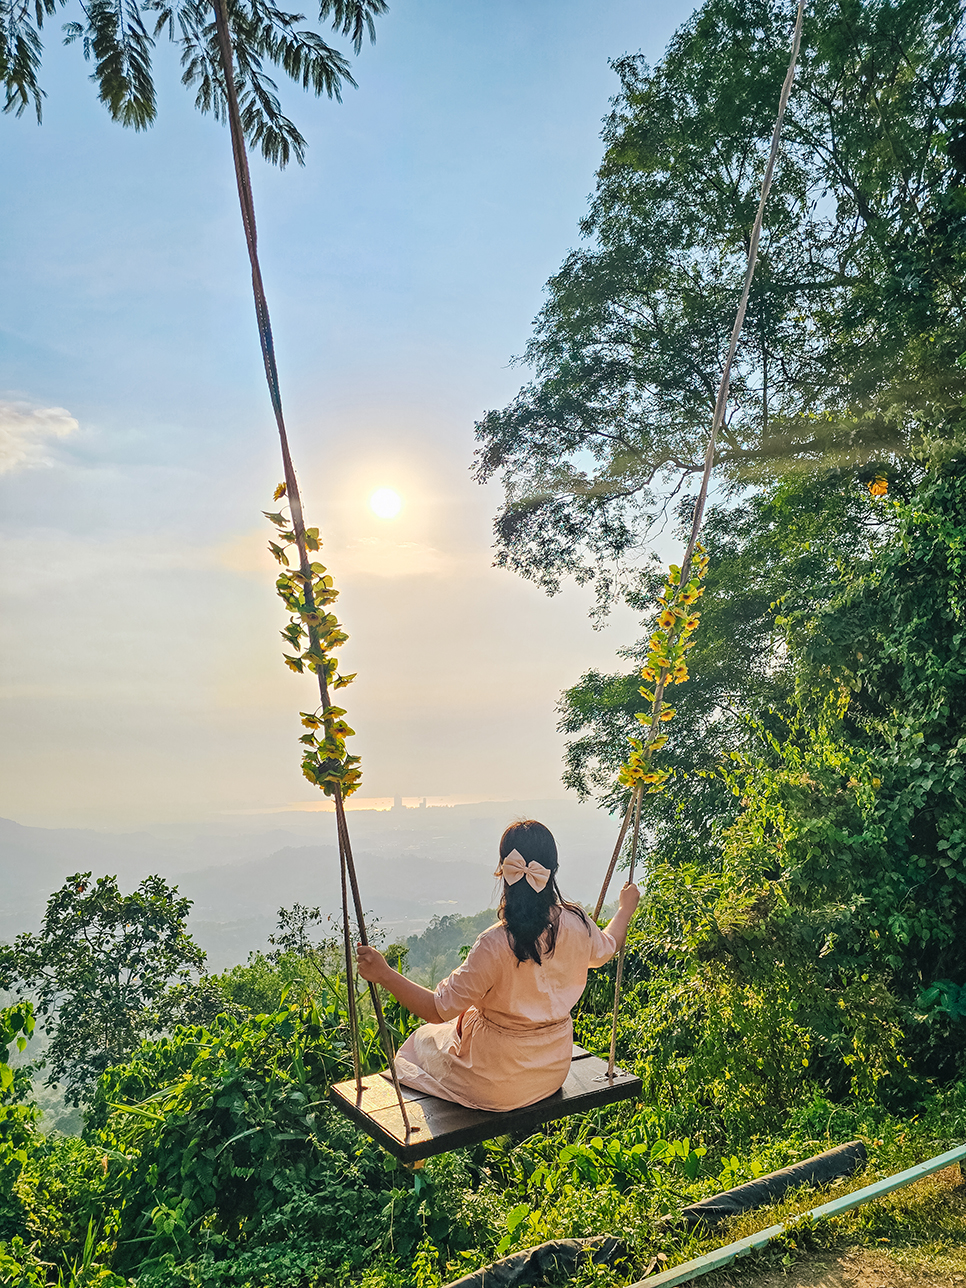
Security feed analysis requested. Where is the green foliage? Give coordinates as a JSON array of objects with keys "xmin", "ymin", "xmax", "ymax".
[
  {"xmin": 1, "ymin": 1001, "xmax": 36, "ymax": 1107},
  {"xmin": 612, "ymin": 463, "xmax": 966, "ymax": 1117},
  {"xmin": 12, "ymin": 1135, "xmax": 130, "ymax": 1283},
  {"xmin": 919, "ymin": 979, "xmax": 966, "ymax": 1021},
  {"xmin": 561, "ymin": 469, "xmax": 900, "ymax": 847},
  {"xmin": 82, "ymin": 1008, "xmax": 488, "ymax": 1282},
  {"xmin": 0, "ymin": 1003, "xmax": 39, "ymax": 1243},
  {"xmin": 474, "ymin": 0, "xmax": 966, "ymax": 613},
  {"xmin": 205, "ymin": 904, "xmax": 352, "ymax": 1017},
  {"xmin": 2, "ymin": 0, "xmax": 387, "ymax": 166},
  {"xmin": 774, "ymin": 463, "xmax": 966, "ymax": 1077},
  {"xmin": 0, "ymin": 875, "xmax": 206, "ymax": 1108},
  {"xmin": 89, "ymin": 1005, "xmax": 353, "ymax": 1268},
  {"xmin": 202, "ymin": 904, "xmax": 419, "ymax": 1073},
  {"xmin": 210, "ymin": 951, "xmax": 308, "ymax": 1015},
  {"xmin": 404, "ymin": 911, "xmax": 497, "ymax": 986},
  {"xmin": 0, "ymin": 942, "xmax": 961, "ymax": 1287}
]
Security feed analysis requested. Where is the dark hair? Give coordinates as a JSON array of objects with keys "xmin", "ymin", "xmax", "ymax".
[{"xmin": 497, "ymin": 820, "xmax": 589, "ymax": 965}]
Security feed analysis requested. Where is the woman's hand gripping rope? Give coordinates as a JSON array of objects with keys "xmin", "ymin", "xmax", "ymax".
[
  {"xmin": 356, "ymin": 944, "xmax": 442, "ymax": 1024},
  {"xmin": 603, "ymin": 882, "xmax": 640, "ymax": 950}
]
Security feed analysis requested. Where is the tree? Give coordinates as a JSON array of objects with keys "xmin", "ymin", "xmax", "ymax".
[
  {"xmin": 789, "ymin": 462, "xmax": 966, "ymax": 1037},
  {"xmin": 704, "ymin": 459, "xmax": 966, "ymax": 1087},
  {"xmin": 1, "ymin": 0, "xmax": 387, "ymax": 166},
  {"xmin": 0, "ymin": 873, "xmax": 206, "ymax": 1105},
  {"xmin": 559, "ymin": 464, "xmax": 906, "ymax": 859},
  {"xmin": 587, "ymin": 458, "xmax": 966, "ymax": 1104},
  {"xmin": 474, "ymin": 0, "xmax": 966, "ymax": 615},
  {"xmin": 405, "ymin": 911, "xmax": 495, "ymax": 985}
]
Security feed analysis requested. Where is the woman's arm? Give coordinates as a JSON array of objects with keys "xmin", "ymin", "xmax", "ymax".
[
  {"xmin": 356, "ymin": 945, "xmax": 442, "ymax": 1023},
  {"xmin": 602, "ymin": 882, "xmax": 640, "ymax": 950}
]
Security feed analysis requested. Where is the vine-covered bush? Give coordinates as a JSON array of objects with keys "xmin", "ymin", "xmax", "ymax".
[
  {"xmin": 0, "ymin": 1003, "xmax": 39, "ymax": 1242},
  {"xmin": 83, "ymin": 1005, "xmax": 485, "ymax": 1281},
  {"xmin": 568, "ymin": 460, "xmax": 966, "ymax": 1140}
]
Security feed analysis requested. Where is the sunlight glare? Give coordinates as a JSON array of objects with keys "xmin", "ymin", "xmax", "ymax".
[{"xmin": 370, "ymin": 488, "xmax": 402, "ymax": 519}]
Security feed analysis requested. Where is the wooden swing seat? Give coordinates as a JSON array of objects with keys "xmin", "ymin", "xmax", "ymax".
[{"xmin": 329, "ymin": 1044, "xmax": 642, "ymax": 1162}]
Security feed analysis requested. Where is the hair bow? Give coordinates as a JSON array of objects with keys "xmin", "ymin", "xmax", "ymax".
[{"xmin": 494, "ymin": 849, "xmax": 551, "ymax": 893}]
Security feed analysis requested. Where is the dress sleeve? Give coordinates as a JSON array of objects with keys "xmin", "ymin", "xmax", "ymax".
[
  {"xmin": 433, "ymin": 929, "xmax": 505, "ymax": 1021},
  {"xmin": 588, "ymin": 921, "xmax": 618, "ymax": 968}
]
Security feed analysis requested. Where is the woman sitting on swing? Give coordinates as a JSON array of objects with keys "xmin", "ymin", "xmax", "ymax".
[{"xmin": 356, "ymin": 818, "xmax": 640, "ymax": 1112}]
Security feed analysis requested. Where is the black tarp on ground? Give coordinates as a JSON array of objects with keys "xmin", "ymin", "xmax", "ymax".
[
  {"xmin": 672, "ymin": 1139, "xmax": 868, "ymax": 1230},
  {"xmin": 443, "ymin": 1237, "xmax": 627, "ymax": 1288}
]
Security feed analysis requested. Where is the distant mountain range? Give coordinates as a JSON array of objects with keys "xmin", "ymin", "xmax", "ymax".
[{"xmin": 0, "ymin": 800, "xmax": 620, "ymax": 969}]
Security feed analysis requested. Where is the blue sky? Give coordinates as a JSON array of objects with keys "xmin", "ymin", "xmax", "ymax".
[{"xmin": 0, "ymin": 0, "xmax": 698, "ymax": 828}]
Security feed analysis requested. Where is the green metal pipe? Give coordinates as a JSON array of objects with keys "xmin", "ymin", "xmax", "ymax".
[{"xmin": 634, "ymin": 1142, "xmax": 966, "ymax": 1287}]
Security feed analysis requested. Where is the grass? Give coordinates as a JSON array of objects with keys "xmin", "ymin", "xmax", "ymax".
[{"xmin": 528, "ymin": 1106, "xmax": 966, "ymax": 1288}]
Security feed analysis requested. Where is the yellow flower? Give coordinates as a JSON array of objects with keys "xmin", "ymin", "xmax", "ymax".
[{"xmin": 869, "ymin": 475, "xmax": 888, "ymax": 498}]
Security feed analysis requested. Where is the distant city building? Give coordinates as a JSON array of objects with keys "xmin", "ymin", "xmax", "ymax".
[{"xmin": 392, "ymin": 795, "xmax": 427, "ymax": 809}]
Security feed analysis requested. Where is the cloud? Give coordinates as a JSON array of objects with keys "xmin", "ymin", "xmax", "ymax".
[{"xmin": 0, "ymin": 401, "xmax": 78, "ymax": 474}]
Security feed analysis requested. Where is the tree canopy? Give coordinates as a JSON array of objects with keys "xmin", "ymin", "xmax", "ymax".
[
  {"xmin": 474, "ymin": 0, "xmax": 966, "ymax": 612},
  {"xmin": 474, "ymin": 0, "xmax": 966, "ymax": 1094}
]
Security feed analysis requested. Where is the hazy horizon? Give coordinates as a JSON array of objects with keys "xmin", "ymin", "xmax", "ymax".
[{"xmin": 1, "ymin": 795, "xmax": 627, "ymax": 968}]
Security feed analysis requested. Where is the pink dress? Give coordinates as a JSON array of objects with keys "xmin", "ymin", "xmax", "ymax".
[{"xmin": 392, "ymin": 908, "xmax": 617, "ymax": 1112}]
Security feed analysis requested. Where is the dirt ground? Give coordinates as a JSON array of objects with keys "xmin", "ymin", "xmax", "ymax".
[{"xmin": 713, "ymin": 1248, "xmax": 965, "ymax": 1286}]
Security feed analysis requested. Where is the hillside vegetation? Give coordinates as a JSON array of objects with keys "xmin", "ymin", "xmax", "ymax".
[{"xmin": 3, "ymin": 0, "xmax": 966, "ymax": 1281}]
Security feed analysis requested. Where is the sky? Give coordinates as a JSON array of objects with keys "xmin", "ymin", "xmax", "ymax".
[{"xmin": 0, "ymin": 0, "xmax": 699, "ymax": 830}]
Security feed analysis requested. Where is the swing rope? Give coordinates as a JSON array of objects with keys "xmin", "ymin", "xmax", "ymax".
[
  {"xmin": 211, "ymin": 0, "xmax": 412, "ymax": 1138},
  {"xmin": 592, "ymin": 787, "xmax": 638, "ymax": 923},
  {"xmin": 593, "ymin": 0, "xmax": 806, "ymax": 1078},
  {"xmin": 605, "ymin": 784, "xmax": 643, "ymax": 1079},
  {"xmin": 211, "ymin": 0, "xmax": 805, "ymax": 1120}
]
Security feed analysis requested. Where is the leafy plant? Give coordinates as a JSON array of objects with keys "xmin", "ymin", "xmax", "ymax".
[
  {"xmin": 264, "ymin": 493, "xmax": 362, "ymax": 797},
  {"xmin": 919, "ymin": 980, "xmax": 966, "ymax": 1021},
  {"xmin": 475, "ymin": 0, "xmax": 966, "ymax": 615},
  {"xmin": 0, "ymin": 1003, "xmax": 39, "ymax": 1242}
]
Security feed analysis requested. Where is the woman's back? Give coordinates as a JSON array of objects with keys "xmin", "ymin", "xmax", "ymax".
[
  {"xmin": 393, "ymin": 907, "xmax": 617, "ymax": 1111},
  {"xmin": 434, "ymin": 908, "xmax": 616, "ymax": 1030}
]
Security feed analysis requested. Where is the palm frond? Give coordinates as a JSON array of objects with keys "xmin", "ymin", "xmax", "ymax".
[
  {"xmin": 1, "ymin": 0, "xmax": 52, "ymax": 119},
  {"xmin": 164, "ymin": 0, "xmax": 353, "ymax": 165},
  {"xmin": 318, "ymin": 0, "xmax": 386, "ymax": 55},
  {"xmin": 13, "ymin": 0, "xmax": 385, "ymax": 162},
  {"xmin": 64, "ymin": 0, "xmax": 157, "ymax": 127}
]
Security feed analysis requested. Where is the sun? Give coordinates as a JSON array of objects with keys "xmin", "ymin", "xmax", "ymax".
[{"xmin": 370, "ymin": 488, "xmax": 402, "ymax": 519}]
